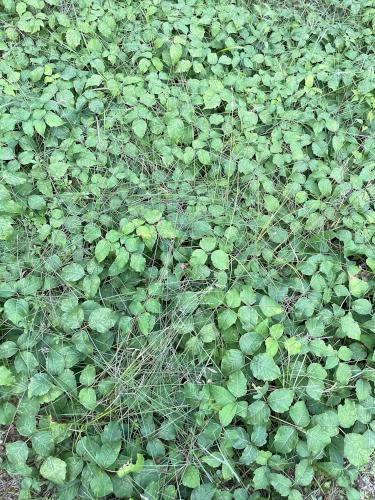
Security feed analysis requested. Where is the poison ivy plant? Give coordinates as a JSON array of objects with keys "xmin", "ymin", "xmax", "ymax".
[{"xmin": 1, "ymin": 0, "xmax": 375, "ymax": 498}]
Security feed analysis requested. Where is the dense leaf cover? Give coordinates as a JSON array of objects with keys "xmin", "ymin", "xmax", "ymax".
[{"xmin": 1, "ymin": 0, "xmax": 375, "ymax": 498}]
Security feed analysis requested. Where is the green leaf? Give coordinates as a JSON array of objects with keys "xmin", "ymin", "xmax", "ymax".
[
  {"xmin": 82, "ymin": 275, "xmax": 101, "ymax": 299},
  {"xmin": 28, "ymin": 373, "xmax": 52, "ymax": 397},
  {"xmin": 61, "ymin": 263, "xmax": 85, "ymax": 282},
  {"xmin": 259, "ymin": 296, "xmax": 283, "ymax": 317},
  {"xmin": 203, "ymin": 89, "xmax": 221, "ymax": 109},
  {"xmin": 136, "ymin": 225, "xmax": 157, "ymax": 249},
  {"xmin": 239, "ymin": 332, "xmax": 263, "ymax": 355},
  {"xmin": 146, "ymin": 438, "xmax": 165, "ymax": 458},
  {"xmin": 132, "ymin": 119, "xmax": 147, "ymax": 139},
  {"xmin": 264, "ymin": 195, "xmax": 280, "ymax": 212},
  {"xmin": 219, "ymin": 402, "xmax": 237, "ymax": 426},
  {"xmin": 45, "ymin": 112, "xmax": 64, "ymax": 127},
  {"xmin": 227, "ymin": 370, "xmax": 247, "ymax": 398},
  {"xmin": 34, "ymin": 120, "xmax": 46, "ymax": 136},
  {"xmin": 157, "ymin": 220, "xmax": 177, "ymax": 238},
  {"xmin": 349, "ymin": 276, "xmax": 369, "ymax": 298},
  {"xmin": 240, "ymin": 444, "xmax": 258, "ymax": 465},
  {"xmin": 314, "ymin": 411, "xmax": 339, "ymax": 438},
  {"xmin": 95, "ymin": 239, "xmax": 111, "ymax": 262},
  {"xmin": 170, "ymin": 44, "xmax": 183, "ymax": 65},
  {"xmin": 250, "ymin": 354, "xmax": 281, "ymax": 382},
  {"xmin": 66, "ymin": 28, "xmax": 81, "ymax": 48},
  {"xmin": 191, "ymin": 483, "xmax": 216, "ymax": 500},
  {"xmin": 95, "ymin": 441, "xmax": 121, "ymax": 468},
  {"xmin": 0, "ymin": 341, "xmax": 18, "ymax": 359},
  {"xmin": 267, "ymin": 389, "xmax": 294, "ymax": 413},
  {"xmin": 332, "ymin": 134, "xmax": 344, "ymax": 152},
  {"xmin": 6, "ymin": 441, "xmax": 28, "ymax": 465},
  {"xmin": 221, "ymin": 349, "xmax": 244, "ymax": 375},
  {"xmin": 352, "ymin": 299, "xmax": 372, "ymax": 315},
  {"xmin": 344, "ymin": 433, "xmax": 372, "ymax": 467},
  {"xmin": 356, "ymin": 379, "xmax": 371, "ymax": 401},
  {"xmin": 89, "ymin": 98, "xmax": 104, "ymax": 114},
  {"xmin": 0, "ymin": 217, "xmax": 14, "ymax": 241},
  {"xmin": 238, "ymin": 306, "xmax": 258, "ymax": 330},
  {"xmin": 143, "ymin": 209, "xmax": 163, "ymax": 224},
  {"xmin": 253, "ymin": 465, "xmax": 269, "ymax": 489},
  {"xmin": 40, "ymin": 457, "xmax": 67, "ymax": 485},
  {"xmin": 102, "ymin": 422, "xmax": 122, "ymax": 443},
  {"xmin": 182, "ymin": 465, "xmax": 200, "ymax": 489},
  {"xmin": 137, "ymin": 312, "xmax": 155, "ymax": 335},
  {"xmin": 306, "ymin": 425, "xmax": 331, "ymax": 455},
  {"xmin": 284, "ymin": 338, "xmax": 302, "ymax": 355},
  {"xmin": 88, "ymin": 307, "xmax": 117, "ymax": 333},
  {"xmin": 79, "ymin": 387, "xmax": 97, "ymax": 410},
  {"xmin": 358, "ymin": 79, "xmax": 375, "ymax": 94},
  {"xmin": 211, "ymin": 250, "xmax": 229, "ymax": 270},
  {"xmin": 289, "ymin": 401, "xmax": 310, "ymax": 427},
  {"xmin": 80, "ymin": 365, "xmax": 96, "ymax": 386},
  {"xmin": 306, "ymin": 378, "xmax": 324, "ymax": 401},
  {"xmin": 84, "ymin": 223, "xmax": 101, "ymax": 243},
  {"xmin": 130, "ymin": 254, "xmax": 146, "ymax": 273},
  {"xmin": 0, "ymin": 146, "xmax": 15, "ymax": 160},
  {"xmin": 238, "ymin": 159, "xmax": 253, "ymax": 174},
  {"xmin": 269, "ymin": 472, "xmax": 292, "ymax": 497},
  {"xmin": 82, "ymin": 464, "xmax": 113, "ymax": 497},
  {"xmin": 247, "ymin": 401, "xmax": 270, "ymax": 425},
  {"xmin": 176, "ymin": 59, "xmax": 191, "ymax": 73},
  {"xmin": 305, "ymin": 74, "xmax": 314, "ymax": 88},
  {"xmin": 218, "ymin": 308, "xmax": 237, "ymax": 330},
  {"xmin": 325, "ymin": 118, "xmax": 339, "ymax": 132},
  {"xmin": 0, "ymin": 402, "xmax": 16, "ymax": 424},
  {"xmin": 251, "ymin": 425, "xmax": 267, "ymax": 448},
  {"xmin": 210, "ymin": 385, "xmax": 236, "ymax": 406},
  {"xmin": 199, "ymin": 323, "xmax": 218, "ymax": 343},
  {"xmin": 4, "ymin": 298, "xmax": 29, "ymax": 326},
  {"xmin": 340, "ymin": 314, "xmax": 361, "ymax": 340},
  {"xmin": 86, "ymin": 74, "xmax": 103, "ymax": 88},
  {"xmin": 295, "ymin": 459, "xmax": 314, "ymax": 486},
  {"xmin": 32, "ymin": 431, "xmax": 55, "ymax": 458},
  {"xmin": 112, "ymin": 475, "xmax": 134, "ymax": 498},
  {"xmin": 226, "ymin": 289, "xmax": 241, "ymax": 308},
  {"xmin": 117, "ymin": 453, "xmax": 144, "ymax": 477},
  {"xmin": 337, "ymin": 399, "xmax": 357, "ymax": 428},
  {"xmin": 265, "ymin": 337, "xmax": 278, "ymax": 357},
  {"xmin": 273, "ymin": 425, "xmax": 298, "ymax": 454},
  {"xmin": 190, "ymin": 249, "xmax": 208, "ymax": 267},
  {"xmin": 289, "ymin": 490, "xmax": 303, "ymax": 500},
  {"xmin": 62, "ymin": 305, "xmax": 84, "ymax": 330}
]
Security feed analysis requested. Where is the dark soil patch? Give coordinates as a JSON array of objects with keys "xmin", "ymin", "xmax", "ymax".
[
  {"xmin": 0, "ymin": 469, "xmax": 19, "ymax": 500},
  {"xmin": 356, "ymin": 461, "xmax": 375, "ymax": 500}
]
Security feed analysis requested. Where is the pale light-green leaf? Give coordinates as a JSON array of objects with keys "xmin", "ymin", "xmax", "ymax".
[
  {"xmin": 66, "ymin": 29, "xmax": 81, "ymax": 48},
  {"xmin": 88, "ymin": 307, "xmax": 117, "ymax": 333},
  {"xmin": 40, "ymin": 457, "xmax": 67, "ymax": 485},
  {"xmin": 211, "ymin": 250, "xmax": 229, "ymax": 270},
  {"xmin": 250, "ymin": 354, "xmax": 281, "ymax": 382}
]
